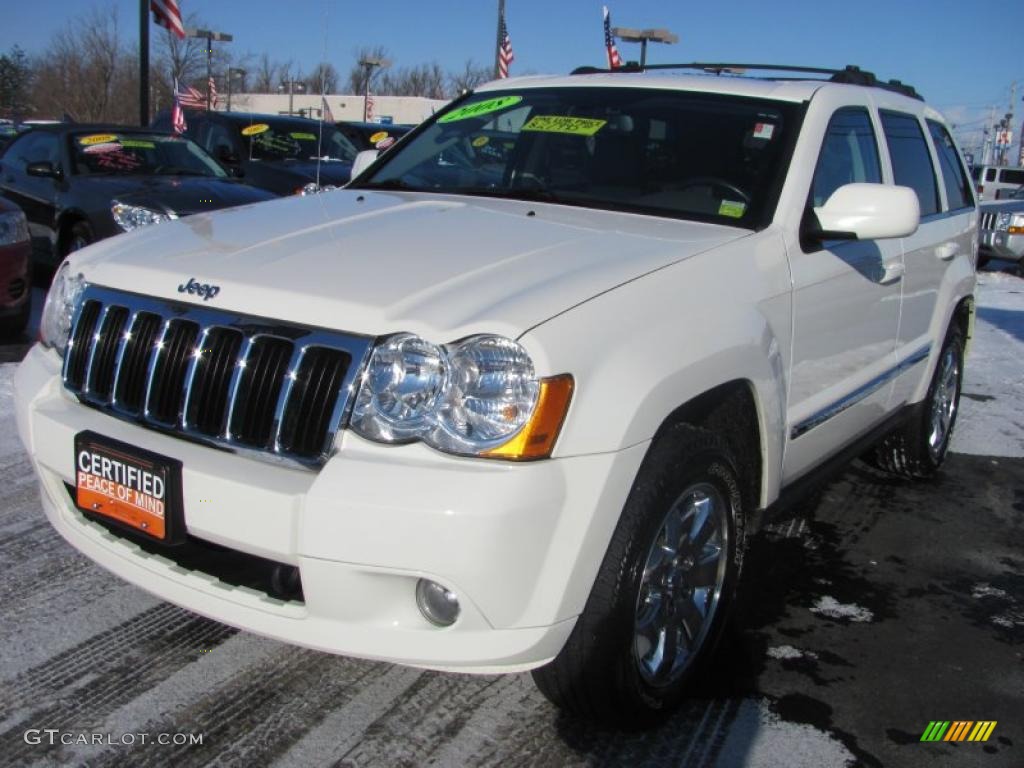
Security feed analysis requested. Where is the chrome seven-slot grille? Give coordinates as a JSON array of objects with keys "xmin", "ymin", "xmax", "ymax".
[{"xmin": 63, "ymin": 285, "xmax": 373, "ymax": 467}]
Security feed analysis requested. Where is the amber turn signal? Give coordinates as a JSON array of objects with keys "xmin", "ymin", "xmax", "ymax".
[{"xmin": 482, "ymin": 374, "xmax": 574, "ymax": 460}]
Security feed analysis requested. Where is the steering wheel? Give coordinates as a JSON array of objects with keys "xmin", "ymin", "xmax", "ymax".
[{"xmin": 676, "ymin": 176, "xmax": 751, "ymax": 204}]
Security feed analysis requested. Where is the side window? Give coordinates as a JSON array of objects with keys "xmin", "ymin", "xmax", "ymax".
[
  {"xmin": 985, "ymin": 168, "xmax": 996, "ymax": 182},
  {"xmin": 880, "ymin": 111, "xmax": 939, "ymax": 217},
  {"xmin": 810, "ymin": 107, "xmax": 882, "ymax": 207},
  {"xmin": 999, "ymin": 169, "xmax": 1024, "ymax": 185},
  {"xmin": 926, "ymin": 120, "xmax": 973, "ymax": 210},
  {"xmin": 203, "ymin": 123, "xmax": 234, "ymax": 158}
]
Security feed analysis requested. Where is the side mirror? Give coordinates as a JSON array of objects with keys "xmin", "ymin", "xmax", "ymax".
[
  {"xmin": 26, "ymin": 161, "xmax": 62, "ymax": 180},
  {"xmin": 812, "ymin": 183, "xmax": 920, "ymax": 240},
  {"xmin": 350, "ymin": 149, "xmax": 379, "ymax": 181}
]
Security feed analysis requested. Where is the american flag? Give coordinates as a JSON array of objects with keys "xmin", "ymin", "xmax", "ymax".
[
  {"xmin": 497, "ymin": 14, "xmax": 514, "ymax": 78},
  {"xmin": 171, "ymin": 80, "xmax": 187, "ymax": 134},
  {"xmin": 603, "ymin": 6, "xmax": 622, "ymax": 69},
  {"xmin": 321, "ymin": 96, "xmax": 334, "ymax": 122},
  {"xmin": 208, "ymin": 76, "xmax": 218, "ymax": 108},
  {"xmin": 177, "ymin": 83, "xmax": 206, "ymax": 110},
  {"xmin": 151, "ymin": 0, "xmax": 185, "ymax": 40}
]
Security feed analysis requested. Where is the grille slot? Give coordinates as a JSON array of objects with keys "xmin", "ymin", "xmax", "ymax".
[
  {"xmin": 65, "ymin": 300, "xmax": 101, "ymax": 390},
  {"xmin": 229, "ymin": 337, "xmax": 293, "ymax": 448},
  {"xmin": 980, "ymin": 212, "xmax": 996, "ymax": 230},
  {"xmin": 8, "ymin": 277, "xmax": 26, "ymax": 300},
  {"xmin": 146, "ymin": 319, "xmax": 200, "ymax": 424},
  {"xmin": 114, "ymin": 312, "xmax": 163, "ymax": 414},
  {"xmin": 86, "ymin": 306, "xmax": 129, "ymax": 401},
  {"xmin": 279, "ymin": 347, "xmax": 350, "ymax": 458},
  {"xmin": 62, "ymin": 286, "xmax": 372, "ymax": 468},
  {"xmin": 186, "ymin": 328, "xmax": 244, "ymax": 436}
]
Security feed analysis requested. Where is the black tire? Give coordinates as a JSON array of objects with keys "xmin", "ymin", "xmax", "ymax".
[
  {"xmin": 531, "ymin": 424, "xmax": 746, "ymax": 727},
  {"xmin": 872, "ymin": 323, "xmax": 964, "ymax": 478},
  {"xmin": 64, "ymin": 221, "xmax": 94, "ymax": 256}
]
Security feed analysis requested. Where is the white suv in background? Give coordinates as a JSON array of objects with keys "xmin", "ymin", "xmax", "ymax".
[{"xmin": 15, "ymin": 63, "xmax": 976, "ymax": 726}]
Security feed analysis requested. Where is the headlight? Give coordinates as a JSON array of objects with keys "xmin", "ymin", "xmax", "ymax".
[
  {"xmin": 350, "ymin": 333, "xmax": 573, "ymax": 460},
  {"xmin": 995, "ymin": 212, "xmax": 1013, "ymax": 230},
  {"xmin": 296, "ymin": 183, "xmax": 338, "ymax": 196},
  {"xmin": 111, "ymin": 201, "xmax": 175, "ymax": 232},
  {"xmin": 0, "ymin": 209, "xmax": 29, "ymax": 245},
  {"xmin": 40, "ymin": 261, "xmax": 85, "ymax": 355}
]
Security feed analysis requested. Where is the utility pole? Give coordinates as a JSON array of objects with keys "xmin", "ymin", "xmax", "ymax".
[
  {"xmin": 495, "ymin": 0, "xmax": 506, "ymax": 79},
  {"xmin": 139, "ymin": 0, "xmax": 149, "ymax": 126},
  {"xmin": 358, "ymin": 57, "xmax": 390, "ymax": 121},
  {"xmin": 983, "ymin": 105, "xmax": 996, "ymax": 165}
]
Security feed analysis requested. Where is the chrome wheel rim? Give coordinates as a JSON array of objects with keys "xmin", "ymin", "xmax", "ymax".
[
  {"xmin": 634, "ymin": 482, "xmax": 729, "ymax": 686},
  {"xmin": 927, "ymin": 345, "xmax": 960, "ymax": 460}
]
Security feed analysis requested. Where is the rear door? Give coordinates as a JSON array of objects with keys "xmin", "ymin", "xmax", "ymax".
[{"xmin": 783, "ymin": 98, "xmax": 903, "ymax": 483}]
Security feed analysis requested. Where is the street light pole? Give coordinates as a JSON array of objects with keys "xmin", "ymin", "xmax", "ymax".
[
  {"xmin": 611, "ymin": 26, "xmax": 678, "ymax": 68},
  {"xmin": 358, "ymin": 57, "xmax": 391, "ymax": 122},
  {"xmin": 226, "ymin": 67, "xmax": 245, "ymax": 113},
  {"xmin": 185, "ymin": 28, "xmax": 233, "ymax": 111}
]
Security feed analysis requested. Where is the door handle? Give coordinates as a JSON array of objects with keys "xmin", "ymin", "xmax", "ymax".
[
  {"xmin": 879, "ymin": 261, "xmax": 905, "ymax": 284},
  {"xmin": 935, "ymin": 242, "xmax": 960, "ymax": 261}
]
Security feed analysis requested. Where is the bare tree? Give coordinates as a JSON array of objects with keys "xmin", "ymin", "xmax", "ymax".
[
  {"xmin": 448, "ymin": 59, "xmax": 492, "ymax": 96},
  {"xmin": 305, "ymin": 62, "xmax": 339, "ymax": 94},
  {"xmin": 0, "ymin": 46, "xmax": 32, "ymax": 119},
  {"xmin": 31, "ymin": 5, "xmax": 137, "ymax": 123},
  {"xmin": 252, "ymin": 53, "xmax": 279, "ymax": 93},
  {"xmin": 346, "ymin": 46, "xmax": 390, "ymax": 95}
]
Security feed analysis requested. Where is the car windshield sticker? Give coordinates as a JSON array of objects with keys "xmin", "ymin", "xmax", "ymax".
[
  {"xmin": 95, "ymin": 151, "xmax": 143, "ymax": 171},
  {"xmin": 752, "ymin": 123, "xmax": 775, "ymax": 140},
  {"xmin": 290, "ymin": 132, "xmax": 317, "ymax": 140},
  {"xmin": 438, "ymin": 95, "xmax": 523, "ymax": 123},
  {"xmin": 253, "ymin": 133, "xmax": 297, "ymax": 154},
  {"xmin": 370, "ymin": 130, "xmax": 389, "ymax": 144},
  {"xmin": 241, "ymin": 123, "xmax": 270, "ymax": 136},
  {"xmin": 521, "ymin": 115, "xmax": 608, "ymax": 137},
  {"xmin": 82, "ymin": 142, "xmax": 120, "ymax": 154},
  {"xmin": 472, "ymin": 135, "xmax": 489, "ymax": 148},
  {"xmin": 719, "ymin": 200, "xmax": 746, "ymax": 218},
  {"xmin": 79, "ymin": 133, "xmax": 118, "ymax": 146},
  {"xmin": 376, "ymin": 136, "xmax": 396, "ymax": 149},
  {"xmin": 119, "ymin": 139, "xmax": 156, "ymax": 149}
]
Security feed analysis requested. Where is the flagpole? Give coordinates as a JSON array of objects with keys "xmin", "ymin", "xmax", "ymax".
[
  {"xmin": 494, "ymin": 0, "xmax": 505, "ymax": 80},
  {"xmin": 139, "ymin": 0, "xmax": 149, "ymax": 126}
]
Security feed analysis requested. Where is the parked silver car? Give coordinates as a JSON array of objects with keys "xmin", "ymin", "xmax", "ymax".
[{"xmin": 978, "ymin": 186, "xmax": 1024, "ymax": 268}]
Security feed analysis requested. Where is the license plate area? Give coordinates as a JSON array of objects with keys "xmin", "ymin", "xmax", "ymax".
[{"xmin": 74, "ymin": 431, "xmax": 185, "ymax": 544}]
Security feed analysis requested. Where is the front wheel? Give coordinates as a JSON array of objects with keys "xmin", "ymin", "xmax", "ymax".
[
  {"xmin": 873, "ymin": 323, "xmax": 964, "ymax": 478},
  {"xmin": 531, "ymin": 425, "xmax": 745, "ymax": 726}
]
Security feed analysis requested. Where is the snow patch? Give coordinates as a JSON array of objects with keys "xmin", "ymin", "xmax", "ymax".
[
  {"xmin": 810, "ymin": 596, "xmax": 874, "ymax": 623},
  {"xmin": 972, "ymin": 583, "xmax": 1009, "ymax": 600},
  {"xmin": 992, "ymin": 612, "xmax": 1023, "ymax": 629},
  {"xmin": 767, "ymin": 645, "xmax": 818, "ymax": 661}
]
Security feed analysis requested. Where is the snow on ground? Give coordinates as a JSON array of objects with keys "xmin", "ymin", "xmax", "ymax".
[
  {"xmin": 809, "ymin": 596, "xmax": 875, "ymax": 623},
  {"xmin": 953, "ymin": 269, "xmax": 1024, "ymax": 457}
]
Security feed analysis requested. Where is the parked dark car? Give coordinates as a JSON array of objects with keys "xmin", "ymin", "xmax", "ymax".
[
  {"xmin": 153, "ymin": 110, "xmax": 359, "ymax": 195},
  {"xmin": 0, "ymin": 196, "xmax": 31, "ymax": 335},
  {"xmin": 0, "ymin": 124, "xmax": 276, "ymax": 270},
  {"xmin": 335, "ymin": 121, "xmax": 413, "ymax": 152}
]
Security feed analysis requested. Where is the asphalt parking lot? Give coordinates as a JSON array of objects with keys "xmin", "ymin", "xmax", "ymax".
[{"xmin": 0, "ymin": 270, "xmax": 1020, "ymax": 768}]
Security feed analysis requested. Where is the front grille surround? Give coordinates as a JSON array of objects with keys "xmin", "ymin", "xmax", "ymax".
[{"xmin": 62, "ymin": 285, "xmax": 374, "ymax": 468}]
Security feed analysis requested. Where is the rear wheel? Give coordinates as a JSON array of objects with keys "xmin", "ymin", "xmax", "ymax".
[
  {"xmin": 872, "ymin": 323, "xmax": 964, "ymax": 478},
  {"xmin": 64, "ymin": 221, "xmax": 94, "ymax": 255},
  {"xmin": 531, "ymin": 425, "xmax": 745, "ymax": 726}
]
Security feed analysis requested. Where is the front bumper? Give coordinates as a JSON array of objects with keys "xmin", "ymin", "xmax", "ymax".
[
  {"xmin": 979, "ymin": 230, "xmax": 1024, "ymax": 263},
  {"xmin": 15, "ymin": 344, "xmax": 646, "ymax": 672}
]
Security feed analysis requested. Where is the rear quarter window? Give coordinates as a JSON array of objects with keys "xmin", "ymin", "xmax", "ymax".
[{"xmin": 926, "ymin": 120, "xmax": 973, "ymax": 210}]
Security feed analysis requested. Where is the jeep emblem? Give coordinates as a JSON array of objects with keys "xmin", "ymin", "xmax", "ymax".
[{"xmin": 178, "ymin": 277, "xmax": 221, "ymax": 301}]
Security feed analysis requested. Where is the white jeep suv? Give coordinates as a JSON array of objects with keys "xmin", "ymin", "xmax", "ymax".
[{"xmin": 15, "ymin": 63, "xmax": 977, "ymax": 725}]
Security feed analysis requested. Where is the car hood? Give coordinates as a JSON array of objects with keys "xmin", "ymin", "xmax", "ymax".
[
  {"xmin": 82, "ymin": 175, "xmax": 276, "ymax": 215},
  {"xmin": 72, "ymin": 190, "xmax": 749, "ymax": 340}
]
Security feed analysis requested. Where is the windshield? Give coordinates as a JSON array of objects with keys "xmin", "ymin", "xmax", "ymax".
[
  {"xmin": 353, "ymin": 87, "xmax": 800, "ymax": 227},
  {"xmin": 236, "ymin": 119, "xmax": 357, "ymax": 163},
  {"xmin": 72, "ymin": 132, "xmax": 226, "ymax": 177}
]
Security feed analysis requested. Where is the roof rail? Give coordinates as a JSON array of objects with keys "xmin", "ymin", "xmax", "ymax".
[{"xmin": 569, "ymin": 62, "xmax": 923, "ymax": 101}]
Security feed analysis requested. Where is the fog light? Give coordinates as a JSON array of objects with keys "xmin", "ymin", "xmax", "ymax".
[{"xmin": 416, "ymin": 579, "xmax": 460, "ymax": 626}]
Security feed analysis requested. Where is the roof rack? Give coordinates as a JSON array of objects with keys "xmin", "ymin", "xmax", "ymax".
[{"xmin": 569, "ymin": 62, "xmax": 923, "ymax": 101}]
